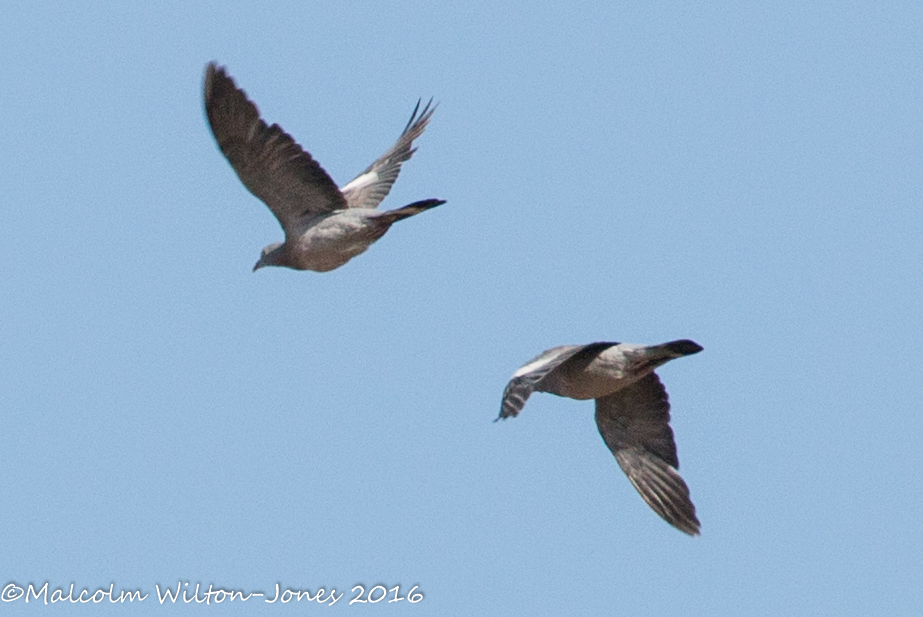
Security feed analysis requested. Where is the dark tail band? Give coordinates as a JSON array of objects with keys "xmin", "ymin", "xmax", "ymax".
[
  {"xmin": 661, "ymin": 339, "xmax": 704, "ymax": 357},
  {"xmin": 386, "ymin": 198, "xmax": 446, "ymax": 222}
]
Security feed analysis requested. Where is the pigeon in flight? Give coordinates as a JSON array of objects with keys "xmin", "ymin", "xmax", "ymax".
[
  {"xmin": 498, "ymin": 339, "xmax": 703, "ymax": 535},
  {"xmin": 204, "ymin": 62, "xmax": 445, "ymax": 272}
]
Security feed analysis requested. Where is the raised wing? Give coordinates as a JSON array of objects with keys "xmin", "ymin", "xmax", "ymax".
[
  {"xmin": 497, "ymin": 343, "xmax": 613, "ymax": 420},
  {"xmin": 341, "ymin": 99, "xmax": 436, "ymax": 210},
  {"xmin": 204, "ymin": 63, "xmax": 347, "ymax": 235},
  {"xmin": 594, "ymin": 373, "xmax": 700, "ymax": 535}
]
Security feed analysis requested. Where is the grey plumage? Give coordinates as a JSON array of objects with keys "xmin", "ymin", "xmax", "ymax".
[
  {"xmin": 498, "ymin": 339, "xmax": 703, "ymax": 535},
  {"xmin": 203, "ymin": 62, "xmax": 444, "ymax": 272}
]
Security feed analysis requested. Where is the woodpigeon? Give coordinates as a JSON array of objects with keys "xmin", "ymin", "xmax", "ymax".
[
  {"xmin": 204, "ymin": 62, "xmax": 445, "ymax": 272},
  {"xmin": 498, "ymin": 339, "xmax": 703, "ymax": 535}
]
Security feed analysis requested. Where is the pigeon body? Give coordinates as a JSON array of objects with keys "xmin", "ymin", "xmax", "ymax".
[
  {"xmin": 498, "ymin": 339, "xmax": 703, "ymax": 535},
  {"xmin": 203, "ymin": 62, "xmax": 444, "ymax": 272}
]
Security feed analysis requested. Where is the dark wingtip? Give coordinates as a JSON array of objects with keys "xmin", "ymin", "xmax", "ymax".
[
  {"xmin": 204, "ymin": 61, "xmax": 223, "ymax": 85},
  {"xmin": 402, "ymin": 98, "xmax": 437, "ymax": 134},
  {"xmin": 663, "ymin": 339, "xmax": 704, "ymax": 357},
  {"xmin": 203, "ymin": 62, "xmax": 216, "ymax": 99},
  {"xmin": 203, "ymin": 61, "xmax": 232, "ymax": 109},
  {"xmin": 676, "ymin": 514, "xmax": 702, "ymax": 536},
  {"xmin": 403, "ymin": 99, "xmax": 422, "ymax": 133},
  {"xmin": 494, "ymin": 408, "xmax": 515, "ymax": 423}
]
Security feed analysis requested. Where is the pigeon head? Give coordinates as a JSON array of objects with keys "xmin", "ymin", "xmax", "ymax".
[{"xmin": 253, "ymin": 243, "xmax": 286, "ymax": 272}]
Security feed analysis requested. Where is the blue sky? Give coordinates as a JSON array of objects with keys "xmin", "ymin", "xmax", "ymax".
[{"xmin": 2, "ymin": 1, "xmax": 921, "ymax": 614}]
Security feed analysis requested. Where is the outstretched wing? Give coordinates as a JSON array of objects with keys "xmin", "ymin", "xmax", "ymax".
[
  {"xmin": 497, "ymin": 343, "xmax": 612, "ymax": 420},
  {"xmin": 204, "ymin": 63, "xmax": 347, "ymax": 235},
  {"xmin": 594, "ymin": 373, "xmax": 700, "ymax": 535},
  {"xmin": 340, "ymin": 99, "xmax": 436, "ymax": 210}
]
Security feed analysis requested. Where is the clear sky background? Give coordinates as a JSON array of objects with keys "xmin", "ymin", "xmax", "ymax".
[{"xmin": 2, "ymin": 1, "xmax": 921, "ymax": 615}]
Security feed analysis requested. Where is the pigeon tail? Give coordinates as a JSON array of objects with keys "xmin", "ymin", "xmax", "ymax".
[
  {"xmin": 655, "ymin": 339, "xmax": 704, "ymax": 358},
  {"xmin": 382, "ymin": 199, "xmax": 446, "ymax": 224}
]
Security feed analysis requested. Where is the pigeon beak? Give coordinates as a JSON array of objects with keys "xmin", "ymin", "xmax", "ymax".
[{"xmin": 252, "ymin": 261, "xmax": 261, "ymax": 272}]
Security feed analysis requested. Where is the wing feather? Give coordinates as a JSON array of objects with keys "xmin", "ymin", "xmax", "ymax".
[
  {"xmin": 497, "ymin": 343, "xmax": 613, "ymax": 420},
  {"xmin": 341, "ymin": 99, "xmax": 436, "ymax": 210},
  {"xmin": 204, "ymin": 63, "xmax": 347, "ymax": 235},
  {"xmin": 595, "ymin": 373, "xmax": 700, "ymax": 535}
]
